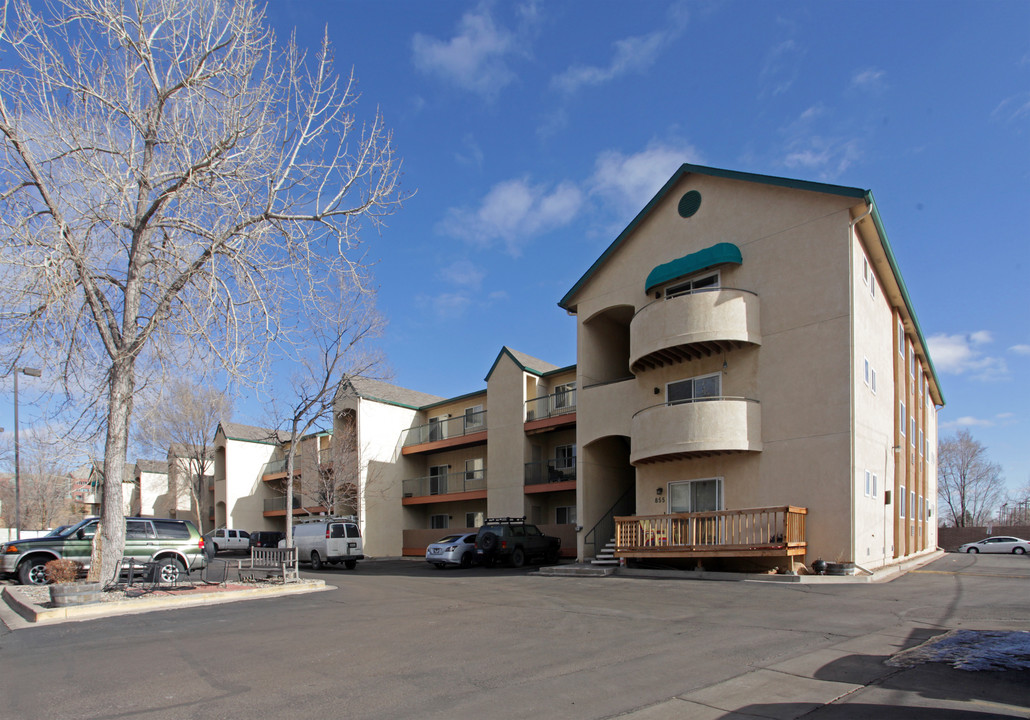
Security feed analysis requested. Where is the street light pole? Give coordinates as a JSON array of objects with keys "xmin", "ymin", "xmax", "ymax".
[{"xmin": 13, "ymin": 367, "xmax": 42, "ymax": 540}]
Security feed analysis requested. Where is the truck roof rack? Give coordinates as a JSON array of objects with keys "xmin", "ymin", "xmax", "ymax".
[{"xmin": 484, "ymin": 516, "xmax": 526, "ymax": 524}]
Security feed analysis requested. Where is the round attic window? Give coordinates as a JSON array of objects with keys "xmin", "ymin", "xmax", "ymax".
[{"xmin": 678, "ymin": 190, "xmax": 702, "ymax": 218}]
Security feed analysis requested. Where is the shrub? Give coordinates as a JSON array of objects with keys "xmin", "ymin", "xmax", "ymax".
[{"xmin": 44, "ymin": 558, "xmax": 82, "ymax": 584}]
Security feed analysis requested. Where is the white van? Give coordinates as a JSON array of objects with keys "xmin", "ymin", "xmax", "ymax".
[{"xmin": 292, "ymin": 518, "xmax": 363, "ymax": 570}]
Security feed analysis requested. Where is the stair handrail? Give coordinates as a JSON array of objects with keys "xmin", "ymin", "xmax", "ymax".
[{"xmin": 583, "ymin": 487, "xmax": 634, "ymax": 559}]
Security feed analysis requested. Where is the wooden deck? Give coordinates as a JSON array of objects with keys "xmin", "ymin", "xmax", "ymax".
[{"xmin": 615, "ymin": 506, "xmax": 807, "ymax": 564}]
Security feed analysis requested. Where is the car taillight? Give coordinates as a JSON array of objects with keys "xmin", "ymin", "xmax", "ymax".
[
  {"xmin": 326, "ymin": 527, "xmax": 330, "ymax": 539},
  {"xmin": 198, "ymin": 538, "xmax": 205, "ymax": 551},
  {"xmin": 501, "ymin": 541, "xmax": 507, "ymax": 549}
]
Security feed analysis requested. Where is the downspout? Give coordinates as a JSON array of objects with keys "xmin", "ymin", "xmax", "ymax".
[{"xmin": 848, "ymin": 203, "xmax": 874, "ymax": 566}]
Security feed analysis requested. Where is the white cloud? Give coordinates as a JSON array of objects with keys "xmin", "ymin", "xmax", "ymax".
[
  {"xmin": 851, "ymin": 67, "xmax": 886, "ymax": 91},
  {"xmin": 993, "ymin": 92, "xmax": 1030, "ymax": 123},
  {"xmin": 1008, "ymin": 344, "xmax": 1030, "ymax": 355},
  {"xmin": 551, "ymin": 4, "xmax": 689, "ymax": 93},
  {"xmin": 759, "ymin": 39, "xmax": 803, "ymax": 97},
  {"xmin": 927, "ymin": 332, "xmax": 1008, "ymax": 380},
  {"xmin": 428, "ymin": 292, "xmax": 473, "ymax": 320},
  {"xmin": 588, "ymin": 140, "xmax": 702, "ymax": 218},
  {"xmin": 439, "ymin": 178, "xmax": 584, "ymax": 256},
  {"xmin": 412, "ymin": 6, "xmax": 519, "ymax": 97},
  {"xmin": 437, "ymin": 259, "xmax": 485, "ymax": 289},
  {"xmin": 939, "ymin": 416, "xmax": 995, "ymax": 430}
]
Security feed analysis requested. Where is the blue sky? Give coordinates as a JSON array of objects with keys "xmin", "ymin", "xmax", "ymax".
[{"xmin": 4, "ymin": 2, "xmax": 1029, "ymax": 498}]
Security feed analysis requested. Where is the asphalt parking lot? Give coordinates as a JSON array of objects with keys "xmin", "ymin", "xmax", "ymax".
[{"xmin": 2, "ymin": 553, "xmax": 1028, "ymax": 719}]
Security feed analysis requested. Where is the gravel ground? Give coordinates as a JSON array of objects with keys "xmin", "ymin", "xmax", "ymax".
[{"xmin": 16, "ymin": 578, "xmax": 289, "ymax": 608}]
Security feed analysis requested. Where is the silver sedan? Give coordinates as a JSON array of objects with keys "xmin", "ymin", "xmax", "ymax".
[
  {"xmin": 957, "ymin": 536, "xmax": 1030, "ymax": 554},
  {"xmin": 425, "ymin": 532, "xmax": 478, "ymax": 568}
]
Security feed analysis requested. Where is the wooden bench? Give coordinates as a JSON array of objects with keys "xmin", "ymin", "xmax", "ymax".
[{"xmin": 236, "ymin": 547, "xmax": 299, "ymax": 583}]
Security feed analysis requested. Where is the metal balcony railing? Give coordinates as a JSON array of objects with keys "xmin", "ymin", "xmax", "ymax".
[
  {"xmin": 524, "ymin": 459, "xmax": 577, "ymax": 485},
  {"xmin": 525, "ymin": 389, "xmax": 577, "ymax": 421},
  {"xmin": 401, "ymin": 411, "xmax": 487, "ymax": 447},
  {"xmin": 402, "ymin": 469, "xmax": 486, "ymax": 498}
]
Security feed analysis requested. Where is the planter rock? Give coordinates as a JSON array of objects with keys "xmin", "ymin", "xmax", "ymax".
[{"xmin": 50, "ymin": 582, "xmax": 104, "ymax": 607}]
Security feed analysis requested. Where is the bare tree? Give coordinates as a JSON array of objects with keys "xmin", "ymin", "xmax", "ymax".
[
  {"xmin": 937, "ymin": 429, "xmax": 1005, "ymax": 527},
  {"xmin": 0, "ymin": 1, "xmax": 404, "ymax": 582},
  {"xmin": 0, "ymin": 429, "xmax": 80, "ymax": 529},
  {"xmin": 137, "ymin": 378, "xmax": 232, "ymax": 534},
  {"xmin": 274, "ymin": 293, "xmax": 384, "ymax": 547}
]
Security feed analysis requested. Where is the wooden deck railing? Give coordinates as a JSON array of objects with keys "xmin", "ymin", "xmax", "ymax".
[{"xmin": 615, "ymin": 506, "xmax": 807, "ymax": 559}]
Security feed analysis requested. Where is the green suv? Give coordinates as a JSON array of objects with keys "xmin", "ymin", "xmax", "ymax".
[
  {"xmin": 0, "ymin": 516, "xmax": 208, "ymax": 585},
  {"xmin": 474, "ymin": 516, "xmax": 561, "ymax": 568}
]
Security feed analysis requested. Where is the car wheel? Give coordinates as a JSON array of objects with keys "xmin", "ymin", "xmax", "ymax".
[
  {"xmin": 460, "ymin": 552, "xmax": 473, "ymax": 569},
  {"xmin": 18, "ymin": 556, "xmax": 50, "ymax": 586},
  {"xmin": 966, "ymin": 547, "xmax": 978, "ymax": 553},
  {"xmin": 510, "ymin": 547, "xmax": 525, "ymax": 568},
  {"xmin": 1013, "ymin": 547, "xmax": 1026, "ymax": 555},
  {"xmin": 434, "ymin": 562, "xmax": 446, "ymax": 569},
  {"xmin": 156, "ymin": 558, "xmax": 185, "ymax": 584},
  {"xmin": 344, "ymin": 559, "xmax": 357, "ymax": 570},
  {"xmin": 310, "ymin": 550, "xmax": 323, "ymax": 570},
  {"xmin": 479, "ymin": 531, "xmax": 498, "ymax": 552}
]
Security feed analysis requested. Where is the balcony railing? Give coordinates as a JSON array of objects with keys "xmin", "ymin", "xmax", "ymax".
[
  {"xmin": 263, "ymin": 496, "xmax": 302, "ymax": 512},
  {"xmin": 525, "ymin": 389, "xmax": 577, "ymax": 421},
  {"xmin": 260, "ymin": 458, "xmax": 293, "ymax": 476},
  {"xmin": 402, "ymin": 411, "xmax": 487, "ymax": 447},
  {"xmin": 402, "ymin": 469, "xmax": 486, "ymax": 498},
  {"xmin": 615, "ymin": 506, "xmax": 807, "ymax": 558},
  {"xmin": 524, "ymin": 459, "xmax": 577, "ymax": 485}
]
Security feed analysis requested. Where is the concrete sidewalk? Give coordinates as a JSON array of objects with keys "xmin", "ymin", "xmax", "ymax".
[{"xmin": 618, "ymin": 627, "xmax": 1030, "ymax": 719}]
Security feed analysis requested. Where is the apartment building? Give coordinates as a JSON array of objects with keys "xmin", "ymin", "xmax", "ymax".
[
  {"xmin": 134, "ymin": 459, "xmax": 169, "ymax": 517},
  {"xmin": 212, "ymin": 421, "xmax": 337, "ymax": 534},
  {"xmin": 559, "ymin": 164, "xmax": 942, "ymax": 571},
  {"xmin": 334, "ymin": 352, "xmax": 579, "ymax": 558}
]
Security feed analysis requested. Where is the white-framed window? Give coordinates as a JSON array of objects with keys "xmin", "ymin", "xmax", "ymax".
[
  {"xmin": 871, "ymin": 368, "xmax": 877, "ymax": 394},
  {"xmin": 911, "ymin": 418, "xmax": 916, "ymax": 445},
  {"xmin": 900, "ymin": 485, "xmax": 906, "ymax": 518},
  {"xmin": 862, "ymin": 256, "xmax": 869, "ymax": 286},
  {"xmin": 466, "ymin": 511, "xmax": 484, "ymax": 528},
  {"xmin": 667, "ymin": 372, "xmax": 721, "ymax": 404},
  {"xmin": 465, "ymin": 458, "xmax": 484, "ymax": 484},
  {"xmin": 555, "ymin": 444, "xmax": 576, "ymax": 471},
  {"xmin": 870, "ymin": 274, "xmax": 876, "ymax": 298},
  {"xmin": 429, "ymin": 465, "xmax": 448, "ymax": 495},
  {"xmin": 464, "ymin": 405, "xmax": 484, "ymax": 430},
  {"xmin": 872, "ymin": 473, "xmax": 879, "ymax": 498},
  {"xmin": 864, "ymin": 470, "xmax": 871, "ymax": 496},
  {"xmin": 428, "ymin": 415, "xmax": 446, "ymax": 442},
  {"xmin": 668, "ymin": 477, "xmax": 723, "ymax": 513},
  {"xmin": 909, "ymin": 346, "xmax": 916, "ymax": 377},
  {"xmin": 900, "ymin": 402, "xmax": 906, "ymax": 436},
  {"xmin": 666, "ymin": 271, "xmax": 720, "ymax": 299},
  {"xmin": 911, "ymin": 491, "xmax": 916, "ymax": 520},
  {"xmin": 919, "ymin": 429, "xmax": 924, "ymax": 455},
  {"xmin": 556, "ymin": 506, "xmax": 576, "ymax": 524},
  {"xmin": 430, "ymin": 514, "xmax": 448, "ymax": 529},
  {"xmin": 863, "ymin": 358, "xmax": 870, "ymax": 386},
  {"xmin": 899, "ymin": 321, "xmax": 905, "ymax": 356},
  {"xmin": 553, "ymin": 382, "xmax": 576, "ymax": 410}
]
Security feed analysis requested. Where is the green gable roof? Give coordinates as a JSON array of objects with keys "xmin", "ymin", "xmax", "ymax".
[{"xmin": 644, "ymin": 242, "xmax": 742, "ymax": 294}]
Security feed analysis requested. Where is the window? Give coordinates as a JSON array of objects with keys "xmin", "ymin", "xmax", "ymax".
[
  {"xmin": 900, "ymin": 402, "xmax": 906, "ymax": 436},
  {"xmin": 899, "ymin": 321, "xmax": 905, "ymax": 355},
  {"xmin": 919, "ymin": 429, "xmax": 924, "ymax": 455},
  {"xmin": 428, "ymin": 415, "xmax": 445, "ymax": 442},
  {"xmin": 909, "ymin": 346, "xmax": 915, "ymax": 377},
  {"xmin": 911, "ymin": 491, "xmax": 917, "ymax": 520},
  {"xmin": 864, "ymin": 470, "xmax": 871, "ymax": 496},
  {"xmin": 153, "ymin": 520, "xmax": 190, "ymax": 539},
  {"xmin": 871, "ymin": 368, "xmax": 877, "ymax": 394},
  {"xmin": 556, "ymin": 506, "xmax": 576, "ymax": 524},
  {"xmin": 126, "ymin": 520, "xmax": 152, "ymax": 540},
  {"xmin": 553, "ymin": 382, "xmax": 576, "ymax": 410},
  {"xmin": 911, "ymin": 418, "xmax": 916, "ymax": 445},
  {"xmin": 666, "ymin": 271, "xmax": 719, "ymax": 299},
  {"xmin": 862, "ymin": 256, "xmax": 869, "ymax": 285},
  {"xmin": 870, "ymin": 275, "xmax": 876, "ymax": 298},
  {"xmin": 464, "ymin": 405, "xmax": 484, "ymax": 430},
  {"xmin": 872, "ymin": 473, "xmax": 879, "ymax": 499},
  {"xmin": 863, "ymin": 358, "xmax": 870, "ymax": 386},
  {"xmin": 430, "ymin": 515, "xmax": 448, "ymax": 530},
  {"xmin": 555, "ymin": 444, "xmax": 576, "ymax": 471},
  {"xmin": 900, "ymin": 485, "xmax": 906, "ymax": 518},
  {"xmin": 668, "ymin": 478, "xmax": 723, "ymax": 513},
  {"xmin": 466, "ymin": 511, "xmax": 484, "ymax": 528},
  {"xmin": 465, "ymin": 458, "xmax": 484, "ymax": 484},
  {"xmin": 429, "ymin": 465, "xmax": 448, "ymax": 495},
  {"xmin": 667, "ymin": 372, "xmax": 721, "ymax": 404}
]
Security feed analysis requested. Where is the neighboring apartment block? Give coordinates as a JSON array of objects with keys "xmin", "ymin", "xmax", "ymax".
[{"xmin": 559, "ymin": 164, "xmax": 942, "ymax": 571}]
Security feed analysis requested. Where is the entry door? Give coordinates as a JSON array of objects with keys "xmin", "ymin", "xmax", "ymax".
[
  {"xmin": 429, "ymin": 465, "xmax": 448, "ymax": 495},
  {"xmin": 668, "ymin": 478, "xmax": 723, "ymax": 545}
]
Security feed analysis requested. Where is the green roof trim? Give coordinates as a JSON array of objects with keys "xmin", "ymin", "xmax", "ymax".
[{"xmin": 644, "ymin": 242, "xmax": 742, "ymax": 294}]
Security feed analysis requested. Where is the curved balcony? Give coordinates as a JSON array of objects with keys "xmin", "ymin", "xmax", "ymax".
[
  {"xmin": 630, "ymin": 396, "xmax": 761, "ymax": 464},
  {"xmin": 630, "ymin": 288, "xmax": 760, "ymax": 373}
]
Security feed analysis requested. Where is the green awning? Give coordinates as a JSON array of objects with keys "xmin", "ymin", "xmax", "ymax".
[{"xmin": 645, "ymin": 242, "xmax": 742, "ymax": 293}]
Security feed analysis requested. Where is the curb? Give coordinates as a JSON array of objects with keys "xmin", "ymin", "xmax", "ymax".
[{"xmin": 2, "ymin": 580, "xmax": 330, "ymax": 625}]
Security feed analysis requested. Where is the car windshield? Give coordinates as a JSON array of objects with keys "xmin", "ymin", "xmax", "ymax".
[{"xmin": 436, "ymin": 535, "xmax": 462, "ymax": 543}]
